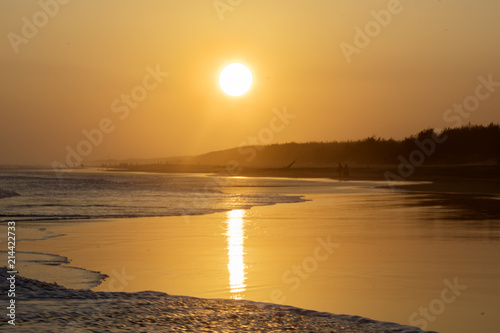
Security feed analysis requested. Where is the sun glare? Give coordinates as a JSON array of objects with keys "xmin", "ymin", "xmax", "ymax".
[{"xmin": 219, "ymin": 63, "xmax": 253, "ymax": 97}]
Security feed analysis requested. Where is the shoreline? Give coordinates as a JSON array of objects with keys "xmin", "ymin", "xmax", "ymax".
[
  {"xmin": 106, "ymin": 164, "xmax": 500, "ymax": 194},
  {"xmin": 0, "ymin": 267, "xmax": 436, "ymax": 333}
]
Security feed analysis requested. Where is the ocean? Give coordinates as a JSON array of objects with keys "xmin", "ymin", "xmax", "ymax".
[{"xmin": 0, "ymin": 168, "xmax": 317, "ymax": 222}]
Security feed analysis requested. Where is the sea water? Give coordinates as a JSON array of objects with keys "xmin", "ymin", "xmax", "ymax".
[
  {"xmin": 1, "ymin": 167, "xmax": 499, "ymax": 333},
  {"xmin": 0, "ymin": 167, "xmax": 314, "ymax": 222}
]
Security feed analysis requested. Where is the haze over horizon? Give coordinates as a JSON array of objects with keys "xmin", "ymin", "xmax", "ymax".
[{"xmin": 1, "ymin": 0, "xmax": 500, "ymax": 165}]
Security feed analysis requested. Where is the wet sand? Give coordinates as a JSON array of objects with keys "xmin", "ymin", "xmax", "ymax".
[
  {"xmin": 13, "ymin": 187, "xmax": 500, "ymax": 333},
  {"xmin": 115, "ymin": 164, "xmax": 500, "ymax": 194}
]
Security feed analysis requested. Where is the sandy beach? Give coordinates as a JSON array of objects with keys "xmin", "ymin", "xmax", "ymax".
[
  {"xmin": 1, "ymin": 267, "xmax": 435, "ymax": 333},
  {"xmin": 7, "ymin": 179, "xmax": 500, "ymax": 333}
]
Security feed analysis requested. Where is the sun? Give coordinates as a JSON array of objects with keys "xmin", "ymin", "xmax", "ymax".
[{"xmin": 219, "ymin": 63, "xmax": 253, "ymax": 97}]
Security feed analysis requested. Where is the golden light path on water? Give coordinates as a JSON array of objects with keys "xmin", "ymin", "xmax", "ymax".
[{"xmin": 225, "ymin": 209, "xmax": 247, "ymax": 299}]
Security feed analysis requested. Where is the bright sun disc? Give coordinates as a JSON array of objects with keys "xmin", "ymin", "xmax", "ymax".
[{"xmin": 219, "ymin": 63, "xmax": 253, "ymax": 96}]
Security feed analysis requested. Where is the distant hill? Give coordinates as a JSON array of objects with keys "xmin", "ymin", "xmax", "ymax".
[{"xmin": 95, "ymin": 124, "xmax": 500, "ymax": 168}]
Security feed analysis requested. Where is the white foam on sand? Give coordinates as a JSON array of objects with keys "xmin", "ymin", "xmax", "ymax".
[
  {"xmin": 1, "ymin": 267, "xmax": 437, "ymax": 333},
  {"xmin": 0, "ymin": 251, "xmax": 107, "ymax": 290},
  {"xmin": 0, "ymin": 223, "xmax": 105, "ymax": 290}
]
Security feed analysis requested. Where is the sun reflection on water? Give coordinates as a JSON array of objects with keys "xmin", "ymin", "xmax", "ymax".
[{"xmin": 226, "ymin": 209, "xmax": 247, "ymax": 299}]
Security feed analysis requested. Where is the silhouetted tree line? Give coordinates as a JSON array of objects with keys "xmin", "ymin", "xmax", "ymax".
[{"xmin": 194, "ymin": 124, "xmax": 500, "ymax": 167}]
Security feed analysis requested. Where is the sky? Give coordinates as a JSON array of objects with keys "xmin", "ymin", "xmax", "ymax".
[{"xmin": 1, "ymin": 0, "xmax": 500, "ymax": 165}]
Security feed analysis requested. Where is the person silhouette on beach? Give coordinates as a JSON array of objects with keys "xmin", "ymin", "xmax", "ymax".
[
  {"xmin": 343, "ymin": 164, "xmax": 349, "ymax": 177},
  {"xmin": 338, "ymin": 163, "xmax": 343, "ymax": 178}
]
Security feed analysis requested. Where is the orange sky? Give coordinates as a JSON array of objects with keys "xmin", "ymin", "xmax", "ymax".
[{"xmin": 1, "ymin": 0, "xmax": 499, "ymax": 165}]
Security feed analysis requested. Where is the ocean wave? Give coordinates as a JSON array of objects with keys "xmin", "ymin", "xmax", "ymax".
[
  {"xmin": 0, "ymin": 195, "xmax": 306, "ymax": 222},
  {"xmin": 0, "ymin": 170, "xmax": 309, "ymax": 222}
]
